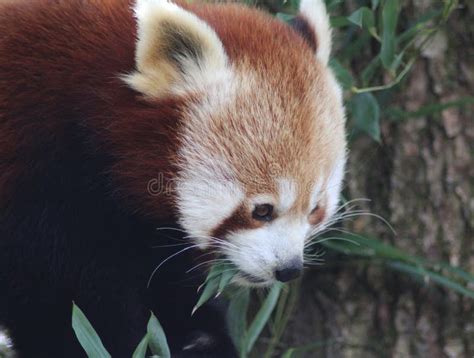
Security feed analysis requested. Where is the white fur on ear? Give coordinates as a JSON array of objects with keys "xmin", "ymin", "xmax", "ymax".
[
  {"xmin": 124, "ymin": 0, "xmax": 228, "ymax": 97},
  {"xmin": 299, "ymin": 0, "xmax": 332, "ymax": 65}
]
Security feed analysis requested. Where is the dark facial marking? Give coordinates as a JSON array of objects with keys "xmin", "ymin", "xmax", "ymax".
[{"xmin": 211, "ymin": 204, "xmax": 265, "ymax": 239}]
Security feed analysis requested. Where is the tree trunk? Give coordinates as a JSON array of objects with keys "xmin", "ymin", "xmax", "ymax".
[{"xmin": 282, "ymin": 1, "xmax": 474, "ymax": 357}]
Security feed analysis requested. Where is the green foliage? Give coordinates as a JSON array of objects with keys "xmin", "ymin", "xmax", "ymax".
[
  {"xmin": 72, "ymin": 306, "xmax": 171, "ymax": 358},
  {"xmin": 329, "ymin": 58, "xmax": 353, "ymax": 90},
  {"xmin": 380, "ymin": 0, "xmax": 400, "ymax": 69},
  {"xmin": 321, "ymin": 233, "xmax": 474, "ymax": 299},
  {"xmin": 386, "ymin": 96, "xmax": 474, "ymax": 121},
  {"xmin": 227, "ymin": 289, "xmax": 251, "ymax": 350},
  {"xmin": 72, "ymin": 303, "xmax": 111, "ymax": 358},
  {"xmin": 347, "ymin": 7, "xmax": 375, "ymax": 35},
  {"xmin": 281, "ymin": 340, "xmax": 332, "ymax": 357},
  {"xmin": 195, "ymin": 266, "xmax": 284, "ymax": 357},
  {"xmin": 131, "ymin": 335, "xmax": 149, "ymax": 358},
  {"xmin": 147, "ymin": 313, "xmax": 171, "ymax": 358},
  {"xmin": 349, "ymin": 93, "xmax": 381, "ymax": 141},
  {"xmin": 263, "ymin": 281, "xmax": 300, "ymax": 358},
  {"xmin": 193, "ymin": 262, "xmax": 238, "ymax": 314},
  {"xmin": 241, "ymin": 283, "xmax": 283, "ymax": 355}
]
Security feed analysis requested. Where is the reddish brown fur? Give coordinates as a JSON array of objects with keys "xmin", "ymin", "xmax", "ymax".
[
  {"xmin": 0, "ymin": 0, "xmax": 181, "ymax": 217},
  {"xmin": 0, "ymin": 0, "xmax": 329, "ymax": 220}
]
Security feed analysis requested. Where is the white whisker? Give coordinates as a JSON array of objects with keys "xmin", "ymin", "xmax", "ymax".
[
  {"xmin": 147, "ymin": 244, "xmax": 200, "ymax": 288},
  {"xmin": 186, "ymin": 258, "xmax": 232, "ymax": 274}
]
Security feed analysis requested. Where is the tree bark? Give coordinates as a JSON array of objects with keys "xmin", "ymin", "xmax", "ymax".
[{"xmin": 281, "ymin": 1, "xmax": 474, "ymax": 357}]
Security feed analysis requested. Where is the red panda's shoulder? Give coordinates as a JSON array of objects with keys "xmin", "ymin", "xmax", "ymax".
[
  {"xmin": 0, "ymin": 0, "xmax": 138, "ymax": 206},
  {"xmin": 0, "ymin": 0, "xmax": 136, "ymax": 94}
]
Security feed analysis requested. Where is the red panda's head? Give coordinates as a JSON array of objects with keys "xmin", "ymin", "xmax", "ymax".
[{"xmin": 124, "ymin": 0, "xmax": 346, "ymax": 286}]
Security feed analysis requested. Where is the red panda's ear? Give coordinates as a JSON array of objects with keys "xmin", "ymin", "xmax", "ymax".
[
  {"xmin": 292, "ymin": 0, "xmax": 332, "ymax": 66},
  {"xmin": 123, "ymin": 0, "xmax": 228, "ymax": 98}
]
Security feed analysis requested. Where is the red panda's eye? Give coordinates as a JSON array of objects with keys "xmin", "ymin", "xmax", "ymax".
[
  {"xmin": 309, "ymin": 205, "xmax": 325, "ymax": 225},
  {"xmin": 252, "ymin": 204, "xmax": 274, "ymax": 222}
]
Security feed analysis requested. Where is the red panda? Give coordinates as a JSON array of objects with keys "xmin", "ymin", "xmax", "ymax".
[{"xmin": 0, "ymin": 0, "xmax": 346, "ymax": 356}]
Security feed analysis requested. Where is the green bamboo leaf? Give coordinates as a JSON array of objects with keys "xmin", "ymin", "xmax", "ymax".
[
  {"xmin": 243, "ymin": 283, "xmax": 283, "ymax": 354},
  {"xmin": 218, "ymin": 269, "xmax": 235, "ymax": 295},
  {"xmin": 282, "ymin": 340, "xmax": 332, "ymax": 357},
  {"xmin": 72, "ymin": 303, "xmax": 111, "ymax": 358},
  {"xmin": 288, "ymin": 0, "xmax": 300, "ymax": 11},
  {"xmin": 194, "ymin": 263, "xmax": 238, "ymax": 313},
  {"xmin": 386, "ymin": 97, "xmax": 474, "ymax": 121},
  {"xmin": 347, "ymin": 7, "xmax": 379, "ymax": 41},
  {"xmin": 341, "ymin": 31, "xmax": 371, "ymax": 60},
  {"xmin": 263, "ymin": 281, "xmax": 301, "ymax": 358},
  {"xmin": 361, "ymin": 56, "xmax": 381, "ymax": 86},
  {"xmin": 319, "ymin": 233, "xmax": 474, "ymax": 299},
  {"xmin": 193, "ymin": 274, "xmax": 220, "ymax": 315},
  {"xmin": 201, "ymin": 262, "xmax": 237, "ymax": 286},
  {"xmin": 389, "ymin": 48, "xmax": 406, "ymax": 73},
  {"xmin": 352, "ymin": 58, "xmax": 415, "ymax": 94},
  {"xmin": 318, "ymin": 233, "xmax": 421, "ymax": 264},
  {"xmin": 380, "ymin": 0, "xmax": 400, "ymax": 69},
  {"xmin": 132, "ymin": 334, "xmax": 149, "ymax": 358},
  {"xmin": 396, "ymin": 9, "xmax": 441, "ymax": 45},
  {"xmin": 276, "ymin": 13, "xmax": 296, "ymax": 23},
  {"xmin": 330, "ymin": 16, "xmax": 352, "ymax": 28},
  {"xmin": 147, "ymin": 313, "xmax": 170, "ymax": 358},
  {"xmin": 282, "ymin": 349, "xmax": 297, "ymax": 358},
  {"xmin": 436, "ymin": 261, "xmax": 474, "ymax": 284},
  {"xmin": 329, "ymin": 59, "xmax": 353, "ymax": 90},
  {"xmin": 350, "ymin": 93, "xmax": 381, "ymax": 142},
  {"xmin": 320, "ymin": 238, "xmax": 370, "ymax": 257},
  {"xmin": 388, "ymin": 261, "xmax": 474, "ymax": 299},
  {"xmin": 347, "ymin": 7, "xmax": 375, "ymax": 31},
  {"xmin": 326, "ymin": 0, "xmax": 343, "ymax": 11},
  {"xmin": 226, "ymin": 288, "xmax": 250, "ymax": 353},
  {"xmin": 200, "ymin": 267, "xmax": 221, "ymax": 286}
]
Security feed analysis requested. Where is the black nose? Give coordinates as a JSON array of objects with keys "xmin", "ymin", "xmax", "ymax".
[{"xmin": 275, "ymin": 259, "xmax": 303, "ymax": 283}]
